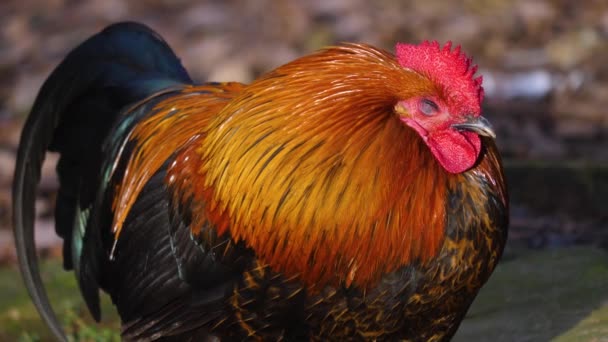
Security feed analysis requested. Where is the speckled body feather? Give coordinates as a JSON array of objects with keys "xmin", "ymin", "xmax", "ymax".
[{"xmin": 13, "ymin": 22, "xmax": 508, "ymax": 341}]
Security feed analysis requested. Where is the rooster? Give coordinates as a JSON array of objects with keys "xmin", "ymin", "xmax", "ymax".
[{"xmin": 13, "ymin": 22, "xmax": 508, "ymax": 341}]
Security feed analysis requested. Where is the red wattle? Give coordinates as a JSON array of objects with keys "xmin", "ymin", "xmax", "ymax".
[{"xmin": 426, "ymin": 130, "xmax": 481, "ymax": 174}]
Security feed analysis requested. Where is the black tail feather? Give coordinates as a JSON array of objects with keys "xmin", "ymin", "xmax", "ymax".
[{"xmin": 12, "ymin": 22, "xmax": 191, "ymax": 341}]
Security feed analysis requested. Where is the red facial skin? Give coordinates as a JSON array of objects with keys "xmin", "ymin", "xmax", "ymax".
[{"xmin": 396, "ymin": 97, "xmax": 481, "ymax": 174}]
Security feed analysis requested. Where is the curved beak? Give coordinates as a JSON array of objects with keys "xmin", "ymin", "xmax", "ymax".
[{"xmin": 452, "ymin": 116, "xmax": 496, "ymax": 139}]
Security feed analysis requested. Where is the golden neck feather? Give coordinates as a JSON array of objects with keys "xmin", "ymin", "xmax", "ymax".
[{"xmin": 191, "ymin": 44, "xmax": 451, "ymax": 289}]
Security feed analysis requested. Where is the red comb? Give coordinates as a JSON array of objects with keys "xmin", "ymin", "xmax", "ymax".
[{"xmin": 395, "ymin": 41, "xmax": 484, "ymax": 115}]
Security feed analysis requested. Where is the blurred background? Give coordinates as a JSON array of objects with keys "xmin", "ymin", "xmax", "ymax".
[{"xmin": 0, "ymin": 0, "xmax": 606, "ymax": 340}]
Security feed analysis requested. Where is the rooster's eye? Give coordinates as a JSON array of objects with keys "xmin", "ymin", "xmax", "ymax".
[{"xmin": 419, "ymin": 99, "xmax": 439, "ymax": 116}]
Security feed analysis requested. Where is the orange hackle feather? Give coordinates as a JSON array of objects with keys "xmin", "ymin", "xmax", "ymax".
[
  {"xmin": 111, "ymin": 83, "xmax": 244, "ymax": 242},
  {"xmin": 112, "ymin": 44, "xmax": 475, "ymax": 290},
  {"xmin": 168, "ymin": 44, "xmax": 455, "ymax": 290}
]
